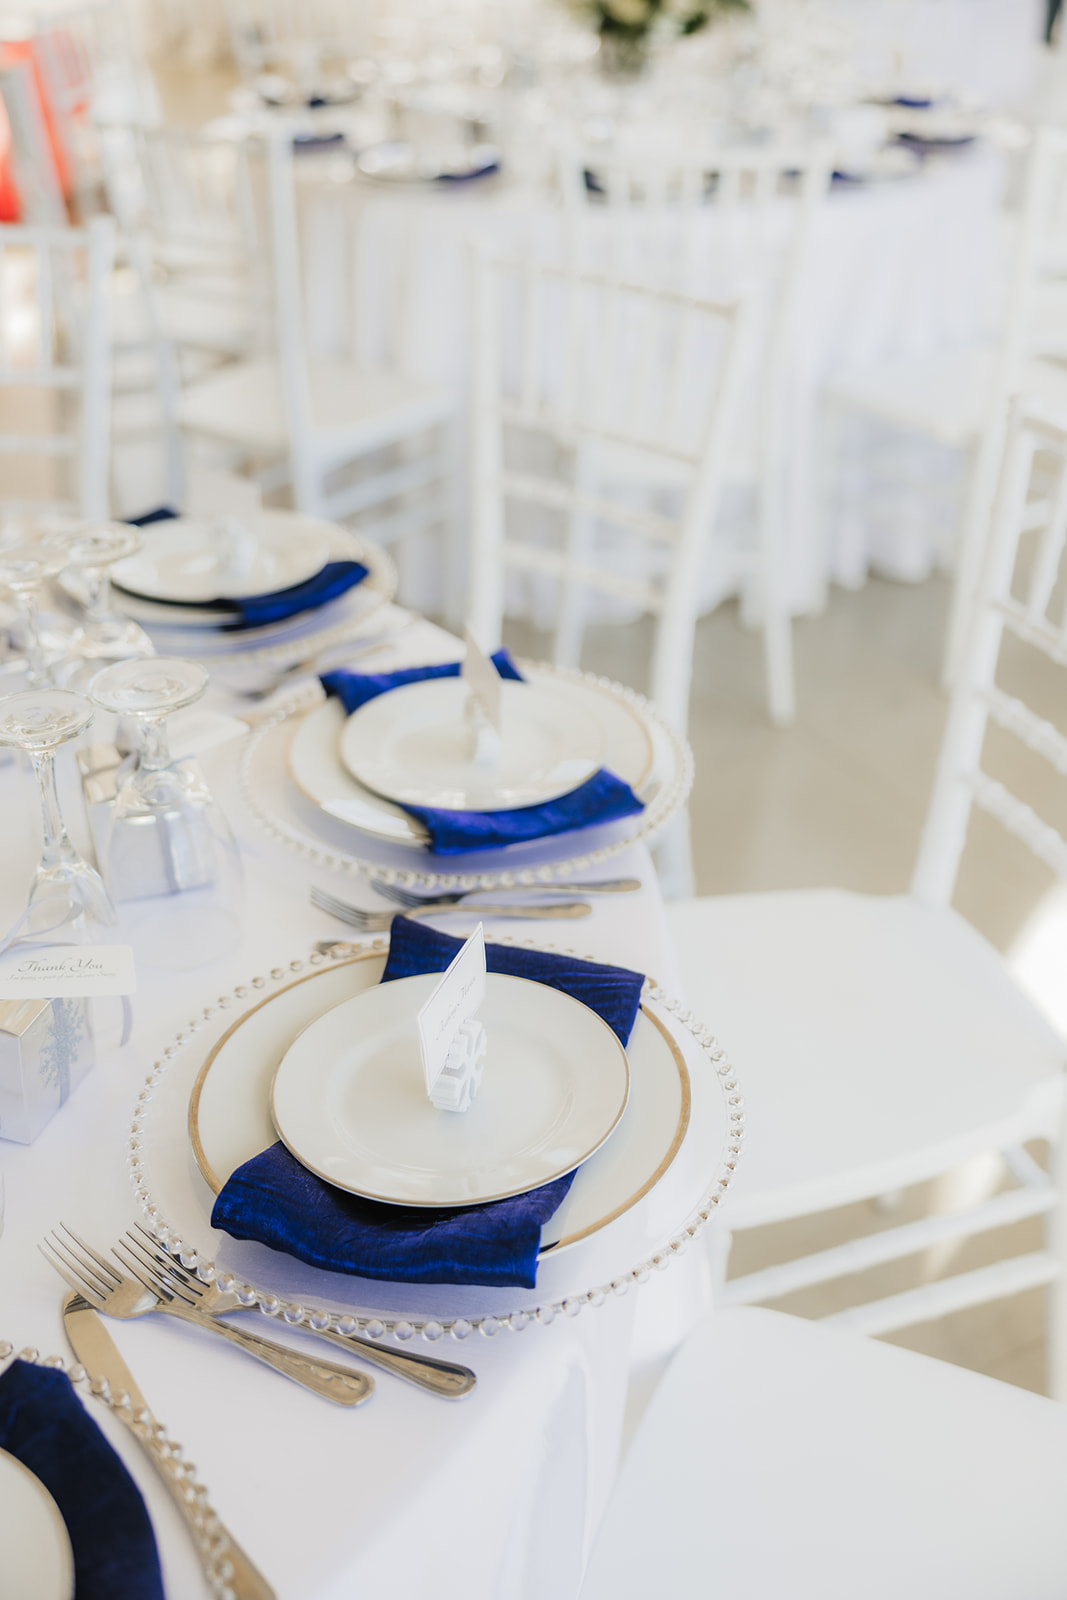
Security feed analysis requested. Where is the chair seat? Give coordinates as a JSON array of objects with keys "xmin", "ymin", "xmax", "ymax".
[
  {"xmin": 825, "ymin": 345, "xmax": 1067, "ymax": 448},
  {"xmin": 581, "ymin": 1307, "xmax": 1067, "ymax": 1600},
  {"xmin": 667, "ymin": 890, "xmax": 1065, "ymax": 1227},
  {"xmin": 177, "ymin": 357, "xmax": 453, "ymax": 460}
]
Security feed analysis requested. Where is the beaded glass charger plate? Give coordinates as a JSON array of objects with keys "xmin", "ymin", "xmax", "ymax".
[
  {"xmin": 270, "ymin": 972, "xmax": 630, "ymax": 1205},
  {"xmin": 0, "ymin": 1449, "xmax": 74, "ymax": 1600},
  {"xmin": 115, "ymin": 523, "xmax": 397, "ymax": 668},
  {"xmin": 130, "ymin": 938, "xmax": 741, "ymax": 1340},
  {"xmin": 249, "ymin": 662, "xmax": 685, "ymax": 887},
  {"xmin": 112, "ymin": 513, "xmax": 332, "ymax": 606},
  {"xmin": 190, "ymin": 950, "xmax": 685, "ymax": 1245},
  {"xmin": 339, "ymin": 678, "xmax": 604, "ymax": 811}
]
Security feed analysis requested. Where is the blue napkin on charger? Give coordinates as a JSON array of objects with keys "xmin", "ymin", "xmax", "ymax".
[
  {"xmin": 123, "ymin": 508, "xmax": 368, "ymax": 630},
  {"xmin": 320, "ymin": 650, "xmax": 645, "ymax": 854},
  {"xmin": 0, "ymin": 1359, "xmax": 164, "ymax": 1600},
  {"xmin": 210, "ymin": 917, "xmax": 645, "ymax": 1288}
]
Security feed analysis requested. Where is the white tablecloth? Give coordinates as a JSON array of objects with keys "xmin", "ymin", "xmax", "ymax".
[{"xmin": 0, "ymin": 613, "xmax": 705, "ymax": 1599}]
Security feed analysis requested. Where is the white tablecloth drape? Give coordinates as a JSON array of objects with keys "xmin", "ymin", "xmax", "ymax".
[
  {"xmin": 0, "ymin": 613, "xmax": 708, "ymax": 1599},
  {"xmin": 298, "ymin": 149, "xmax": 1004, "ymax": 618}
]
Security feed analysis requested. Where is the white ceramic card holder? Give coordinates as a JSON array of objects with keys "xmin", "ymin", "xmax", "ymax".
[{"xmin": 417, "ymin": 925, "xmax": 487, "ymax": 1115}]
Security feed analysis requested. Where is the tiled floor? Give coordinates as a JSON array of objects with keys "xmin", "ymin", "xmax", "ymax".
[{"xmin": 506, "ymin": 575, "xmax": 1056, "ymax": 1397}]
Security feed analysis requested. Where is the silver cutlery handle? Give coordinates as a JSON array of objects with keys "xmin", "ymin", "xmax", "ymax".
[
  {"xmin": 407, "ymin": 901, "xmax": 592, "ymax": 921},
  {"xmin": 545, "ymin": 878, "xmax": 641, "ymax": 894},
  {"xmin": 165, "ymin": 1306, "xmax": 373, "ymax": 1406},
  {"xmin": 105, "ymin": 1395, "xmax": 276, "ymax": 1600},
  {"xmin": 283, "ymin": 1322, "xmax": 476, "ymax": 1398}
]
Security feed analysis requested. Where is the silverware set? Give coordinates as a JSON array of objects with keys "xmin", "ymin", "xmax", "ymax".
[{"xmin": 42, "ymin": 1223, "xmax": 476, "ymax": 1402}]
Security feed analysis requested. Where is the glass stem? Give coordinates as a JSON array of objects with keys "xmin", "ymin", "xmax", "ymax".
[
  {"xmin": 30, "ymin": 746, "xmax": 78, "ymax": 869},
  {"xmin": 21, "ymin": 591, "xmax": 48, "ymax": 687},
  {"xmin": 83, "ymin": 566, "xmax": 107, "ymax": 626},
  {"xmin": 139, "ymin": 715, "xmax": 172, "ymax": 772}
]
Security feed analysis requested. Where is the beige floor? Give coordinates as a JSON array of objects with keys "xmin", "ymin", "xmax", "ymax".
[{"xmin": 506, "ymin": 575, "xmax": 1054, "ymax": 1398}]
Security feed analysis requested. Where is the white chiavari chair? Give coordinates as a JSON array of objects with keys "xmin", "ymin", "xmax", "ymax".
[
  {"xmin": 581, "ymin": 1307, "xmax": 1067, "ymax": 1600},
  {"xmin": 222, "ymin": 0, "xmax": 368, "ymax": 87},
  {"xmin": 0, "ymin": 216, "xmax": 115, "ymax": 522},
  {"xmin": 823, "ymin": 123, "xmax": 1067, "ymax": 688},
  {"xmin": 666, "ymin": 394, "xmax": 1067, "ymax": 1393},
  {"xmin": 467, "ymin": 246, "xmax": 751, "ymax": 740},
  {"xmin": 555, "ymin": 142, "xmax": 833, "ymax": 727},
  {"xmin": 176, "ymin": 130, "xmax": 456, "ymax": 560}
]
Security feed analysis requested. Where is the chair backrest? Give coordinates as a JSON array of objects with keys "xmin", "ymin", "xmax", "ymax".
[
  {"xmin": 134, "ymin": 126, "xmax": 258, "ymax": 271},
  {"xmin": 0, "ymin": 216, "xmax": 114, "ymax": 521},
  {"xmin": 558, "ymin": 142, "xmax": 832, "ymax": 466},
  {"xmin": 0, "ymin": 59, "xmax": 68, "ymax": 226},
  {"xmin": 467, "ymin": 245, "xmax": 751, "ymax": 730},
  {"xmin": 913, "ymin": 394, "xmax": 1067, "ymax": 907},
  {"xmin": 260, "ymin": 129, "xmax": 314, "ymax": 473}
]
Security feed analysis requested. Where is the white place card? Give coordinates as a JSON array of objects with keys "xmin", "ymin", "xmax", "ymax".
[
  {"xmin": 0, "ymin": 945, "xmax": 137, "ymax": 1001},
  {"xmin": 417, "ymin": 924, "xmax": 486, "ymax": 1095},
  {"xmin": 462, "ymin": 626, "xmax": 503, "ymax": 732}
]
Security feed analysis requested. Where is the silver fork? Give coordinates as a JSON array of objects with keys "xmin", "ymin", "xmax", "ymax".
[
  {"xmin": 122, "ymin": 1226, "xmax": 475, "ymax": 1399},
  {"xmin": 310, "ymin": 885, "xmax": 593, "ymax": 930},
  {"xmin": 368, "ymin": 876, "xmax": 641, "ymax": 909},
  {"xmin": 40, "ymin": 1226, "xmax": 372, "ymax": 1406}
]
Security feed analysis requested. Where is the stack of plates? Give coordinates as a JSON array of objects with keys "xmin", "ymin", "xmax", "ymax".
[
  {"xmin": 287, "ymin": 667, "xmax": 656, "ymax": 851},
  {"xmin": 111, "ymin": 511, "xmax": 394, "ymax": 665}
]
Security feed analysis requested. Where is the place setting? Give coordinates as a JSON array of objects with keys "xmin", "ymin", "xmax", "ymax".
[
  {"xmin": 241, "ymin": 627, "xmax": 694, "ymax": 891},
  {"xmin": 130, "ymin": 908, "xmax": 740, "ymax": 1345},
  {"xmin": 108, "ymin": 507, "xmax": 398, "ymax": 670}
]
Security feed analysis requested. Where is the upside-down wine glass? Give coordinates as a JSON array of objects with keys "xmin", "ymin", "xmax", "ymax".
[
  {"xmin": 88, "ymin": 658, "xmax": 243, "ymax": 970},
  {"xmin": 0, "ymin": 544, "xmax": 69, "ymax": 688},
  {"xmin": 47, "ymin": 522, "xmax": 154, "ymax": 672},
  {"xmin": 0, "ymin": 689, "xmax": 116, "ymax": 943}
]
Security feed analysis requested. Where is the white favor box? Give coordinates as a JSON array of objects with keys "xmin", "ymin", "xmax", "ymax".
[{"xmin": 0, "ymin": 997, "xmax": 95, "ymax": 1144}]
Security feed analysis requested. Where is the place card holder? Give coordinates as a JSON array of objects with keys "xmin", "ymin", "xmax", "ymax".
[{"xmin": 0, "ymin": 995, "xmax": 94, "ymax": 1144}]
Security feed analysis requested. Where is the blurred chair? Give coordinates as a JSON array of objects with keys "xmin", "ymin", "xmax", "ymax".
[
  {"xmin": 467, "ymin": 246, "xmax": 750, "ymax": 738},
  {"xmin": 555, "ymin": 143, "xmax": 833, "ymax": 727},
  {"xmin": 222, "ymin": 0, "xmax": 368, "ymax": 90},
  {"xmin": 822, "ymin": 123, "xmax": 1067, "ymax": 687},
  {"xmin": 176, "ymin": 131, "xmax": 456, "ymax": 562},
  {"xmin": 0, "ymin": 59, "xmax": 68, "ymax": 227},
  {"xmin": 0, "ymin": 216, "xmax": 115, "ymax": 521},
  {"xmin": 581, "ymin": 1307, "xmax": 1067, "ymax": 1600},
  {"xmin": 666, "ymin": 395, "xmax": 1067, "ymax": 1393}
]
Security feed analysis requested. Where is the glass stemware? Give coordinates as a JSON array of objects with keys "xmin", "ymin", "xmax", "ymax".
[
  {"xmin": 48, "ymin": 522, "xmax": 153, "ymax": 666},
  {"xmin": 88, "ymin": 658, "xmax": 243, "ymax": 969},
  {"xmin": 0, "ymin": 545, "xmax": 69, "ymax": 688},
  {"xmin": 0, "ymin": 689, "xmax": 116, "ymax": 941}
]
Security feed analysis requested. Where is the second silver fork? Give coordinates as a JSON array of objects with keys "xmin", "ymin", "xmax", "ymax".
[{"xmin": 310, "ymin": 885, "xmax": 593, "ymax": 931}]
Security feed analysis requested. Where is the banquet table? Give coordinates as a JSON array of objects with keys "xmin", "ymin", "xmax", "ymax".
[
  {"xmin": 290, "ymin": 138, "xmax": 1006, "ymax": 618},
  {"xmin": 0, "ymin": 608, "xmax": 721, "ymax": 1600}
]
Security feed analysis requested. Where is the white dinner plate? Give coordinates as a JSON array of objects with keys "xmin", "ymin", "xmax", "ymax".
[
  {"xmin": 270, "ymin": 972, "xmax": 630, "ymax": 1206},
  {"xmin": 288, "ymin": 666, "xmax": 655, "ymax": 848},
  {"xmin": 188, "ymin": 951, "xmax": 689, "ymax": 1254},
  {"xmin": 112, "ymin": 512, "xmax": 332, "ymax": 605},
  {"xmin": 0, "ymin": 1449, "xmax": 74, "ymax": 1600},
  {"xmin": 340, "ymin": 677, "xmax": 603, "ymax": 811}
]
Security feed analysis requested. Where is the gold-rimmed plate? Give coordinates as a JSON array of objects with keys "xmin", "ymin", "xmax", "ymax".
[
  {"xmin": 188, "ymin": 951, "xmax": 690, "ymax": 1255},
  {"xmin": 0, "ymin": 1450, "xmax": 74, "ymax": 1600}
]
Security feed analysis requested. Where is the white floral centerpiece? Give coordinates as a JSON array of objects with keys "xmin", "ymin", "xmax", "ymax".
[{"xmin": 564, "ymin": 0, "xmax": 751, "ymax": 78}]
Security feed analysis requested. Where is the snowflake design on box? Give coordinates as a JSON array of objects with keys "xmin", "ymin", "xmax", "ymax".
[{"xmin": 39, "ymin": 998, "xmax": 87, "ymax": 1104}]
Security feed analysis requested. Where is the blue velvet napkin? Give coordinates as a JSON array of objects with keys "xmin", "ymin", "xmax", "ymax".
[
  {"xmin": 210, "ymin": 918, "xmax": 645, "ymax": 1287},
  {"xmin": 0, "ymin": 1359, "xmax": 164, "ymax": 1600},
  {"xmin": 321, "ymin": 651, "xmax": 645, "ymax": 854}
]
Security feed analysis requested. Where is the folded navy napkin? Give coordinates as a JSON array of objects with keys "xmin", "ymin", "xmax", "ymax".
[
  {"xmin": 321, "ymin": 651, "xmax": 645, "ymax": 854},
  {"xmin": 210, "ymin": 918, "xmax": 645, "ymax": 1287},
  {"xmin": 0, "ymin": 1359, "xmax": 164, "ymax": 1600}
]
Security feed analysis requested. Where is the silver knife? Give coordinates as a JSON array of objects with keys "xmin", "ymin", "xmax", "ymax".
[{"xmin": 62, "ymin": 1291, "xmax": 276, "ymax": 1600}]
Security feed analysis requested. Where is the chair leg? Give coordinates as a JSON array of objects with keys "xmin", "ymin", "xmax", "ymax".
[
  {"xmin": 1045, "ymin": 1094, "xmax": 1067, "ymax": 1402},
  {"xmin": 440, "ymin": 417, "xmax": 465, "ymax": 629},
  {"xmin": 554, "ymin": 445, "xmax": 594, "ymax": 669},
  {"xmin": 653, "ymin": 809, "xmax": 695, "ymax": 901}
]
